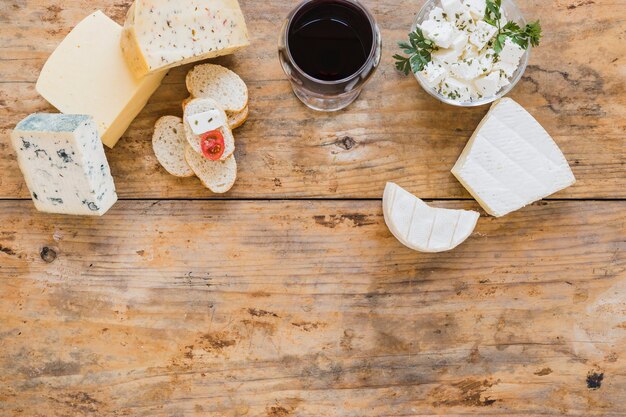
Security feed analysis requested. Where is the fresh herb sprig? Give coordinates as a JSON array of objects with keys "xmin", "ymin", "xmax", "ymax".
[
  {"xmin": 484, "ymin": 0, "xmax": 542, "ymax": 53},
  {"xmin": 393, "ymin": 28, "xmax": 438, "ymax": 75}
]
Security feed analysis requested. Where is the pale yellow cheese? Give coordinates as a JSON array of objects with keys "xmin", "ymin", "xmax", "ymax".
[
  {"xmin": 121, "ymin": 0, "xmax": 250, "ymax": 78},
  {"xmin": 36, "ymin": 11, "xmax": 166, "ymax": 148}
]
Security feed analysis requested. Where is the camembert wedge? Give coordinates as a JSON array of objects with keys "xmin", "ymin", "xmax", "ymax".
[
  {"xmin": 383, "ymin": 183, "xmax": 480, "ymax": 253},
  {"xmin": 451, "ymin": 98, "xmax": 576, "ymax": 217}
]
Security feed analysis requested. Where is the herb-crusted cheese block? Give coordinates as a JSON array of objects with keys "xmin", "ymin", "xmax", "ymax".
[
  {"xmin": 121, "ymin": 0, "xmax": 250, "ymax": 78},
  {"xmin": 36, "ymin": 11, "xmax": 165, "ymax": 148},
  {"xmin": 452, "ymin": 98, "xmax": 576, "ymax": 217},
  {"xmin": 11, "ymin": 114, "xmax": 118, "ymax": 216}
]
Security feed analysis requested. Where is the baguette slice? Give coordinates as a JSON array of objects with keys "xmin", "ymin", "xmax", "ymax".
[
  {"xmin": 183, "ymin": 98, "xmax": 235, "ymax": 160},
  {"xmin": 185, "ymin": 146, "xmax": 237, "ymax": 193},
  {"xmin": 186, "ymin": 64, "xmax": 248, "ymax": 113},
  {"xmin": 152, "ymin": 116, "xmax": 194, "ymax": 178},
  {"xmin": 227, "ymin": 105, "xmax": 249, "ymax": 130}
]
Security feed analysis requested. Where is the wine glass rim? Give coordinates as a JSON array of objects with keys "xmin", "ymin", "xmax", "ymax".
[{"xmin": 283, "ymin": 0, "xmax": 380, "ymax": 86}]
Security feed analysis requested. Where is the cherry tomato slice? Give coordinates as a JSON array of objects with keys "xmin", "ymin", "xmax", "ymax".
[{"xmin": 200, "ymin": 130, "xmax": 225, "ymax": 161}]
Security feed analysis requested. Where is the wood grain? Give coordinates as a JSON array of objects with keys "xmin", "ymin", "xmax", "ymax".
[
  {"xmin": 0, "ymin": 0, "xmax": 624, "ymax": 199},
  {"xmin": 1, "ymin": 200, "xmax": 625, "ymax": 416}
]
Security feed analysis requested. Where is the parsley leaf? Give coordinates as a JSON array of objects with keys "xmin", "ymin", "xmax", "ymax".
[
  {"xmin": 394, "ymin": 27, "xmax": 438, "ymax": 75},
  {"xmin": 484, "ymin": 0, "xmax": 542, "ymax": 53}
]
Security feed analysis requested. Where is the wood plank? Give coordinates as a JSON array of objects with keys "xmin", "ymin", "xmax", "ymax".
[
  {"xmin": 1, "ymin": 200, "xmax": 625, "ymax": 416},
  {"xmin": 0, "ymin": 0, "xmax": 624, "ymax": 199}
]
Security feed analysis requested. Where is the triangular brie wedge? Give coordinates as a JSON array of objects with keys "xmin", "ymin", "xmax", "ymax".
[
  {"xmin": 451, "ymin": 98, "xmax": 576, "ymax": 217},
  {"xmin": 383, "ymin": 183, "xmax": 480, "ymax": 253}
]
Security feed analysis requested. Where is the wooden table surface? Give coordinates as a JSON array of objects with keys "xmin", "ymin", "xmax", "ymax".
[{"xmin": 1, "ymin": 0, "xmax": 625, "ymax": 416}]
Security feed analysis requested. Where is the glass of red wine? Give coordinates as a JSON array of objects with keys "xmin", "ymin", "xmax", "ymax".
[{"xmin": 278, "ymin": 0, "xmax": 381, "ymax": 112}]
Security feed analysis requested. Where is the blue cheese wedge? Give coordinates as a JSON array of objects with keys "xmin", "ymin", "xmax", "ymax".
[
  {"xmin": 452, "ymin": 98, "xmax": 576, "ymax": 217},
  {"xmin": 11, "ymin": 114, "xmax": 117, "ymax": 216},
  {"xmin": 121, "ymin": 0, "xmax": 250, "ymax": 78}
]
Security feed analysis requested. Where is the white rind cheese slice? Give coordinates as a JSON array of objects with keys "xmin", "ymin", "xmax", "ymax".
[
  {"xmin": 452, "ymin": 98, "xmax": 576, "ymax": 217},
  {"xmin": 121, "ymin": 0, "xmax": 250, "ymax": 78},
  {"xmin": 383, "ymin": 183, "xmax": 480, "ymax": 253},
  {"xmin": 11, "ymin": 114, "xmax": 117, "ymax": 216},
  {"xmin": 36, "ymin": 11, "xmax": 166, "ymax": 148}
]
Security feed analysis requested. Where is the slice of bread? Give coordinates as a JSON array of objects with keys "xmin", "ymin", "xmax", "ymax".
[
  {"xmin": 227, "ymin": 105, "xmax": 249, "ymax": 130},
  {"xmin": 183, "ymin": 98, "xmax": 235, "ymax": 160},
  {"xmin": 186, "ymin": 64, "xmax": 248, "ymax": 113},
  {"xmin": 152, "ymin": 116, "xmax": 194, "ymax": 178},
  {"xmin": 184, "ymin": 146, "xmax": 237, "ymax": 194}
]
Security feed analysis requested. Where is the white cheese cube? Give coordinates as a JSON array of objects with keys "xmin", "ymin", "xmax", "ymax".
[
  {"xmin": 432, "ymin": 47, "xmax": 463, "ymax": 68},
  {"xmin": 477, "ymin": 48, "xmax": 496, "ymax": 72},
  {"xmin": 453, "ymin": 9, "xmax": 475, "ymax": 32},
  {"xmin": 420, "ymin": 62, "xmax": 448, "ymax": 88},
  {"xmin": 442, "ymin": 0, "xmax": 464, "ymax": 15},
  {"xmin": 499, "ymin": 39, "xmax": 526, "ymax": 65},
  {"xmin": 450, "ymin": 29, "xmax": 469, "ymax": 52},
  {"xmin": 420, "ymin": 20, "xmax": 455, "ymax": 48},
  {"xmin": 185, "ymin": 110, "xmax": 227, "ymax": 135},
  {"xmin": 450, "ymin": 58, "xmax": 482, "ymax": 80},
  {"xmin": 428, "ymin": 7, "xmax": 446, "ymax": 22},
  {"xmin": 440, "ymin": 77, "xmax": 473, "ymax": 101},
  {"xmin": 469, "ymin": 21, "xmax": 498, "ymax": 49},
  {"xmin": 462, "ymin": 43, "xmax": 480, "ymax": 60},
  {"xmin": 498, "ymin": 73, "xmax": 511, "ymax": 89},
  {"xmin": 10, "ymin": 114, "xmax": 117, "ymax": 216},
  {"xmin": 451, "ymin": 98, "xmax": 576, "ymax": 217},
  {"xmin": 36, "ymin": 11, "xmax": 165, "ymax": 148},
  {"xmin": 121, "ymin": 0, "xmax": 250, "ymax": 78},
  {"xmin": 463, "ymin": 0, "xmax": 486, "ymax": 19},
  {"xmin": 473, "ymin": 72, "xmax": 501, "ymax": 97},
  {"xmin": 493, "ymin": 60, "xmax": 518, "ymax": 77}
]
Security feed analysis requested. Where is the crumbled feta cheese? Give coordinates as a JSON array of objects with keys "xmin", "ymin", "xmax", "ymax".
[
  {"xmin": 469, "ymin": 21, "xmax": 498, "ymax": 49},
  {"xmin": 477, "ymin": 48, "xmax": 496, "ymax": 73},
  {"xmin": 473, "ymin": 71, "xmax": 500, "ymax": 97},
  {"xmin": 498, "ymin": 72, "xmax": 511, "ymax": 89},
  {"xmin": 420, "ymin": 62, "xmax": 448, "ymax": 88},
  {"xmin": 463, "ymin": 0, "xmax": 486, "ymax": 20},
  {"xmin": 450, "ymin": 58, "xmax": 482, "ymax": 80},
  {"xmin": 441, "ymin": 0, "xmax": 464, "ymax": 15},
  {"xmin": 493, "ymin": 60, "xmax": 518, "ymax": 77},
  {"xmin": 440, "ymin": 77, "xmax": 473, "ymax": 101},
  {"xmin": 453, "ymin": 9, "xmax": 475, "ymax": 32},
  {"xmin": 462, "ymin": 43, "xmax": 480, "ymax": 60},
  {"xmin": 499, "ymin": 39, "xmax": 526, "ymax": 65},
  {"xmin": 428, "ymin": 7, "xmax": 446, "ymax": 22},
  {"xmin": 450, "ymin": 29, "xmax": 469, "ymax": 52},
  {"xmin": 432, "ymin": 47, "xmax": 463, "ymax": 68},
  {"xmin": 420, "ymin": 20, "xmax": 455, "ymax": 48}
]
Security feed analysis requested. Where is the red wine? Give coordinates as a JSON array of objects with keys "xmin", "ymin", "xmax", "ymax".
[{"xmin": 287, "ymin": 0, "xmax": 375, "ymax": 82}]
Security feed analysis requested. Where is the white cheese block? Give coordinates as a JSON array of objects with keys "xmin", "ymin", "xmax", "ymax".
[
  {"xmin": 383, "ymin": 183, "xmax": 480, "ymax": 253},
  {"xmin": 463, "ymin": 0, "xmax": 487, "ymax": 19},
  {"xmin": 11, "ymin": 114, "xmax": 117, "ymax": 216},
  {"xmin": 441, "ymin": 0, "xmax": 464, "ymax": 15},
  {"xmin": 420, "ymin": 20, "xmax": 455, "ymax": 48},
  {"xmin": 121, "ymin": 0, "xmax": 250, "ymax": 78},
  {"xmin": 428, "ymin": 7, "xmax": 446, "ymax": 22},
  {"xmin": 450, "ymin": 58, "xmax": 482, "ymax": 80},
  {"xmin": 469, "ymin": 21, "xmax": 498, "ymax": 49},
  {"xmin": 36, "ymin": 11, "xmax": 165, "ymax": 149},
  {"xmin": 441, "ymin": 76, "xmax": 473, "ymax": 101},
  {"xmin": 420, "ymin": 62, "xmax": 447, "ymax": 88},
  {"xmin": 499, "ymin": 39, "xmax": 526, "ymax": 65},
  {"xmin": 453, "ymin": 9, "xmax": 475, "ymax": 32},
  {"xmin": 432, "ymin": 47, "xmax": 463, "ymax": 68},
  {"xmin": 450, "ymin": 29, "xmax": 469, "ymax": 52},
  {"xmin": 493, "ymin": 60, "xmax": 518, "ymax": 77},
  {"xmin": 473, "ymin": 71, "xmax": 500, "ymax": 97},
  {"xmin": 451, "ymin": 98, "xmax": 576, "ymax": 217},
  {"xmin": 185, "ymin": 110, "xmax": 227, "ymax": 135}
]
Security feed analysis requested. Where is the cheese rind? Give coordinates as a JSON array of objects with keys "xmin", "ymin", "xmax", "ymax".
[
  {"xmin": 451, "ymin": 98, "xmax": 576, "ymax": 217},
  {"xmin": 383, "ymin": 183, "xmax": 480, "ymax": 253},
  {"xmin": 36, "ymin": 11, "xmax": 165, "ymax": 148},
  {"xmin": 121, "ymin": 0, "xmax": 250, "ymax": 78},
  {"xmin": 11, "ymin": 114, "xmax": 117, "ymax": 216}
]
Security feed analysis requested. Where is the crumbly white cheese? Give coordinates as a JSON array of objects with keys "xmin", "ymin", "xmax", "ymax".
[
  {"xmin": 185, "ymin": 110, "xmax": 227, "ymax": 135},
  {"xmin": 416, "ymin": 0, "xmax": 528, "ymax": 103},
  {"xmin": 10, "ymin": 114, "xmax": 117, "ymax": 216},
  {"xmin": 451, "ymin": 98, "xmax": 576, "ymax": 217}
]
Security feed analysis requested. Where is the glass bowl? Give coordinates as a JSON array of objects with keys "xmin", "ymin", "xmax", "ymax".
[{"xmin": 412, "ymin": 0, "xmax": 529, "ymax": 107}]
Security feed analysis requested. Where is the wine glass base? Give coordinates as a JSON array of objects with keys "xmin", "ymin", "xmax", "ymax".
[{"xmin": 292, "ymin": 86, "xmax": 361, "ymax": 112}]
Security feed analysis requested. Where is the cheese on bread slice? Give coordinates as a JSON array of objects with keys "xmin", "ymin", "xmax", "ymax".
[{"xmin": 183, "ymin": 98, "xmax": 235, "ymax": 160}]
